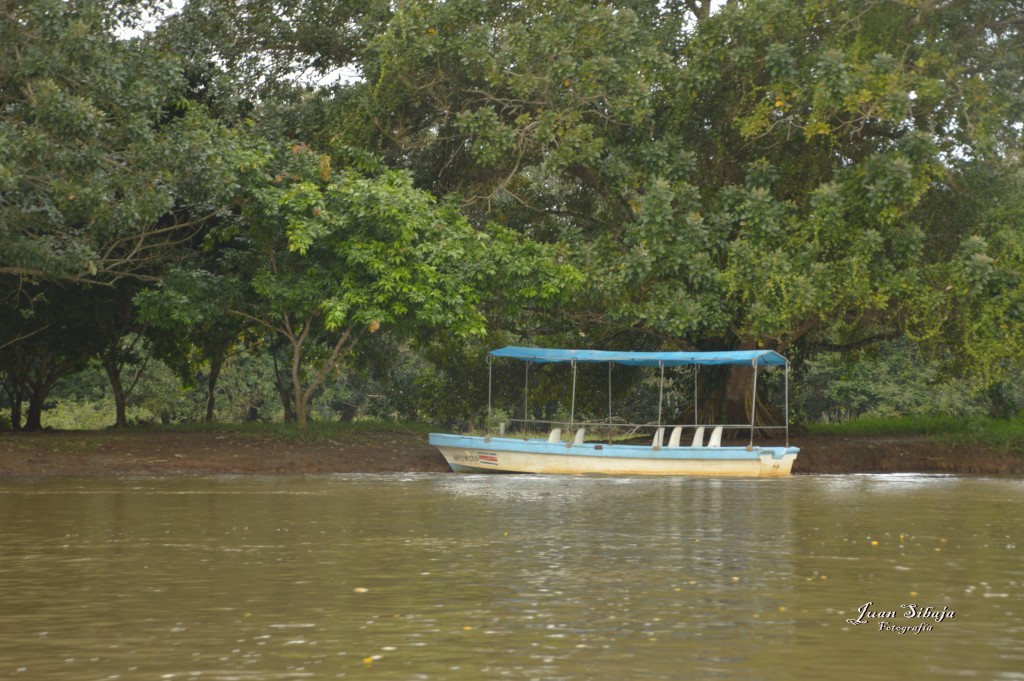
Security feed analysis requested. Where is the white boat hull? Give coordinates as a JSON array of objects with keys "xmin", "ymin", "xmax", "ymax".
[{"xmin": 430, "ymin": 434, "xmax": 798, "ymax": 477}]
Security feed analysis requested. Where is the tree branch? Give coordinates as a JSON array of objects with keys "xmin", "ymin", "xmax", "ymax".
[
  {"xmin": 815, "ymin": 330, "xmax": 903, "ymax": 353},
  {"xmin": 302, "ymin": 326, "xmax": 356, "ymax": 403},
  {"xmin": 0, "ymin": 323, "xmax": 53, "ymax": 353}
]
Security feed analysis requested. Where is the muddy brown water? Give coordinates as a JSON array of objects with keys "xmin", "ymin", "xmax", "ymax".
[{"xmin": 1, "ymin": 474, "xmax": 1022, "ymax": 679}]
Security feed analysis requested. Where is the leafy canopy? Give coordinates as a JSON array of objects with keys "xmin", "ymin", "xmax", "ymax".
[
  {"xmin": 0, "ymin": 0, "xmax": 244, "ymax": 283},
  {"xmin": 344, "ymin": 0, "xmax": 1023, "ymax": 365}
]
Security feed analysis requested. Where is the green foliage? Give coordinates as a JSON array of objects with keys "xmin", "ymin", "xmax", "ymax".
[
  {"xmin": 937, "ymin": 166, "xmax": 1024, "ymax": 391},
  {"xmin": 0, "ymin": 0, "xmax": 244, "ymax": 283},
  {"xmin": 806, "ymin": 414, "xmax": 1024, "ymax": 453},
  {"xmin": 41, "ymin": 399, "xmax": 156, "ymax": 430},
  {"xmin": 155, "ymin": 0, "xmax": 391, "ymax": 99},
  {"xmin": 4, "ymin": 0, "xmax": 1024, "ymax": 431},
  {"xmin": 362, "ymin": 0, "xmax": 666, "ymax": 190},
  {"xmin": 348, "ymin": 0, "xmax": 1024, "ymax": 379},
  {"xmin": 221, "ymin": 141, "xmax": 578, "ymax": 429},
  {"xmin": 40, "ymin": 356, "xmax": 205, "ymax": 428},
  {"xmin": 0, "ymin": 282, "xmax": 118, "ymax": 429},
  {"xmin": 796, "ymin": 340, "xmax": 990, "ymax": 422},
  {"xmin": 241, "ymin": 146, "xmax": 475, "ymax": 339},
  {"xmin": 664, "ymin": 0, "xmax": 1019, "ymax": 352}
]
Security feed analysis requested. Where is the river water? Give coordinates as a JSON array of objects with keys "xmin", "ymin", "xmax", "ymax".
[{"xmin": 0, "ymin": 474, "xmax": 1022, "ymax": 680}]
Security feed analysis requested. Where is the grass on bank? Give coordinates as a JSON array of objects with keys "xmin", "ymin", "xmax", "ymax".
[{"xmin": 805, "ymin": 414, "xmax": 1024, "ymax": 452}]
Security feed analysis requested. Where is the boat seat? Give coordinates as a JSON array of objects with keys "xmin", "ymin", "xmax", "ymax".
[
  {"xmin": 690, "ymin": 426, "xmax": 706, "ymax": 448},
  {"xmin": 667, "ymin": 426, "xmax": 683, "ymax": 448},
  {"xmin": 652, "ymin": 427, "xmax": 665, "ymax": 449},
  {"xmin": 573, "ymin": 427, "xmax": 586, "ymax": 445},
  {"xmin": 547, "ymin": 427, "xmax": 562, "ymax": 443},
  {"xmin": 707, "ymin": 426, "xmax": 724, "ymax": 448}
]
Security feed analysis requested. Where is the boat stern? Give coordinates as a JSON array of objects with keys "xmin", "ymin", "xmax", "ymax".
[{"xmin": 758, "ymin": 447, "xmax": 799, "ymax": 476}]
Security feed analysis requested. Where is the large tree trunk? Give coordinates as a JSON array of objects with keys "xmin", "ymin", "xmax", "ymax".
[
  {"xmin": 6, "ymin": 349, "xmax": 79, "ymax": 432},
  {"xmin": 279, "ymin": 387, "xmax": 296, "ymax": 423},
  {"xmin": 293, "ymin": 383, "xmax": 308, "ymax": 431},
  {"xmin": 275, "ymin": 317, "xmax": 353, "ymax": 432},
  {"xmin": 22, "ymin": 361, "xmax": 69, "ymax": 431},
  {"xmin": 205, "ymin": 351, "xmax": 224, "ymax": 423},
  {"xmin": 103, "ymin": 360, "xmax": 128, "ymax": 428},
  {"xmin": 722, "ymin": 362, "xmax": 754, "ymax": 425},
  {"xmin": 271, "ymin": 350, "xmax": 296, "ymax": 422},
  {"xmin": 291, "ymin": 339, "xmax": 308, "ymax": 432},
  {"xmin": 3, "ymin": 382, "xmax": 23, "ymax": 431},
  {"xmin": 10, "ymin": 397, "xmax": 22, "ymax": 431},
  {"xmin": 23, "ymin": 386, "xmax": 45, "ymax": 431},
  {"xmin": 696, "ymin": 341, "xmax": 785, "ymax": 442}
]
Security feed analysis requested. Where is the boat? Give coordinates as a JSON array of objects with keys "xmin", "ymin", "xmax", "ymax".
[{"xmin": 429, "ymin": 346, "xmax": 799, "ymax": 476}]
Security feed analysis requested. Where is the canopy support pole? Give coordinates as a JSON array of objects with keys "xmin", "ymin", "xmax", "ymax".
[
  {"xmin": 694, "ymin": 365, "xmax": 700, "ymax": 427},
  {"xmin": 487, "ymin": 355, "xmax": 493, "ymax": 435},
  {"xmin": 607, "ymin": 362, "xmax": 613, "ymax": 425},
  {"xmin": 524, "ymin": 362, "xmax": 529, "ymax": 434},
  {"xmin": 657, "ymin": 361, "xmax": 665, "ymax": 426},
  {"xmin": 569, "ymin": 359, "xmax": 578, "ymax": 432},
  {"xmin": 785, "ymin": 360, "xmax": 791, "ymax": 447},
  {"xmin": 749, "ymin": 358, "xmax": 759, "ymax": 447}
]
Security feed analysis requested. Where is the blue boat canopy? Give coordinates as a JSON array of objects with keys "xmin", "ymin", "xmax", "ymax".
[{"xmin": 490, "ymin": 346, "xmax": 789, "ymax": 367}]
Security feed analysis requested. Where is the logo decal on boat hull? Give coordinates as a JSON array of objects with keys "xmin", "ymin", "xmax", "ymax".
[{"xmin": 477, "ymin": 452, "xmax": 499, "ymax": 465}]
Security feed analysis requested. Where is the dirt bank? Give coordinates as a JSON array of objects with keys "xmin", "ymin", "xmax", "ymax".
[
  {"xmin": 791, "ymin": 435, "xmax": 1024, "ymax": 475},
  {"xmin": 0, "ymin": 429, "xmax": 1021, "ymax": 477},
  {"xmin": 0, "ymin": 429, "xmax": 450, "ymax": 477}
]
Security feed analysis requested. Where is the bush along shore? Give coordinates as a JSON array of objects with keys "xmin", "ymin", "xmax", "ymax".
[{"xmin": 1, "ymin": 419, "xmax": 1022, "ymax": 477}]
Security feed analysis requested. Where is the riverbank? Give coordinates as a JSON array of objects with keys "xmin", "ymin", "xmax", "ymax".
[{"xmin": 1, "ymin": 426, "xmax": 1022, "ymax": 476}]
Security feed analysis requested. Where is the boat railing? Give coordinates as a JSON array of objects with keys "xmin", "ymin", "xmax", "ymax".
[
  {"xmin": 496, "ymin": 418, "xmax": 787, "ymax": 443},
  {"xmin": 484, "ymin": 347, "xmax": 794, "ymax": 447}
]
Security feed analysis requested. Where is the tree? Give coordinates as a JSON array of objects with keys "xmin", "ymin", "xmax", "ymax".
[
  {"xmin": 220, "ymin": 143, "xmax": 576, "ymax": 430},
  {"xmin": 136, "ymin": 267, "xmax": 252, "ymax": 422},
  {"xmin": 89, "ymin": 280, "xmax": 149, "ymax": 428},
  {"xmin": 0, "ymin": 0, "xmax": 262, "ymax": 427},
  {"xmin": 336, "ymin": 0, "xmax": 1024, "ymax": 420},
  {"xmin": 939, "ymin": 164, "xmax": 1024, "ymax": 398},
  {"xmin": 0, "ymin": 0, "xmax": 244, "ymax": 285},
  {"xmin": 0, "ymin": 283, "xmax": 109, "ymax": 430}
]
